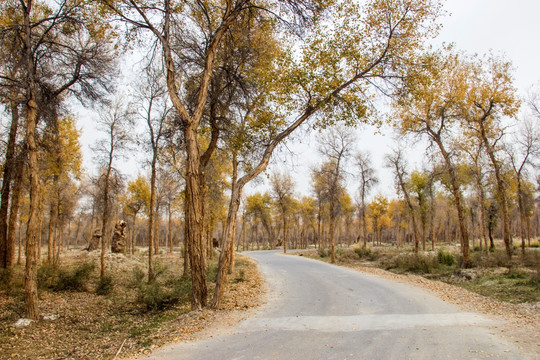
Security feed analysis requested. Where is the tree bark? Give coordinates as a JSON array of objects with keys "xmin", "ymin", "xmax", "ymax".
[
  {"xmin": 0, "ymin": 102, "xmax": 20, "ymax": 269},
  {"xmin": 184, "ymin": 124, "xmax": 207, "ymax": 309},
  {"xmin": 148, "ymin": 155, "xmax": 157, "ymax": 282}
]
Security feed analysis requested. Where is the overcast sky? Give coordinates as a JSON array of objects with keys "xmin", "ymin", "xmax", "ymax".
[{"xmin": 77, "ymin": 1, "xmax": 540, "ymax": 202}]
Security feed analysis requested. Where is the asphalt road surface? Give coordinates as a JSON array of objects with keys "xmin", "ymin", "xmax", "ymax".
[{"xmin": 140, "ymin": 250, "xmax": 530, "ymax": 360}]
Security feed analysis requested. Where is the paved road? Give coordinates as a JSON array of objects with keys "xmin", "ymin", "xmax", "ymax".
[{"xmin": 142, "ymin": 251, "xmax": 529, "ymax": 359}]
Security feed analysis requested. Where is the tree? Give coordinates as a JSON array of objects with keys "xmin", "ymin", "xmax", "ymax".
[
  {"xmin": 94, "ymin": 97, "xmax": 133, "ymax": 278},
  {"xmin": 2, "ymin": 0, "xmax": 116, "ymax": 319},
  {"xmin": 463, "ymin": 55, "xmax": 520, "ymax": 259},
  {"xmin": 386, "ymin": 147, "xmax": 420, "ymax": 253},
  {"xmin": 135, "ymin": 64, "xmax": 171, "ymax": 281},
  {"xmin": 408, "ymin": 170, "xmax": 429, "ymax": 251},
  {"xmin": 317, "ymin": 126, "xmax": 353, "ymax": 263},
  {"xmin": 41, "ymin": 115, "xmax": 83, "ymax": 263},
  {"xmin": 104, "ymin": 0, "xmax": 442, "ymax": 310},
  {"xmin": 507, "ymin": 118, "xmax": 540, "ymax": 253},
  {"xmin": 124, "ymin": 175, "xmax": 150, "ymax": 253},
  {"xmin": 368, "ymin": 195, "xmax": 389, "ymax": 245},
  {"xmin": 355, "ymin": 151, "xmax": 378, "ymax": 248},
  {"xmin": 271, "ymin": 172, "xmax": 296, "ymax": 254}
]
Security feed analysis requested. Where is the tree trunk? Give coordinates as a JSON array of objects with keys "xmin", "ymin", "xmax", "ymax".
[
  {"xmin": 168, "ymin": 202, "xmax": 173, "ymax": 254},
  {"xmin": 431, "ymin": 135, "xmax": 470, "ymax": 267},
  {"xmin": 212, "ymin": 184, "xmax": 242, "ymax": 308},
  {"xmin": 148, "ymin": 156, "xmax": 157, "ymax": 282},
  {"xmin": 24, "ymin": 91, "xmax": 41, "ymax": 320},
  {"xmin": 184, "ymin": 126, "xmax": 208, "ymax": 308},
  {"xmin": 482, "ymin": 138, "xmax": 512, "ymax": 258},
  {"xmin": 0, "ymin": 101, "xmax": 20, "ymax": 269},
  {"xmin": 6, "ymin": 155, "xmax": 24, "ymax": 269},
  {"xmin": 100, "ymin": 168, "xmax": 111, "ymax": 278}
]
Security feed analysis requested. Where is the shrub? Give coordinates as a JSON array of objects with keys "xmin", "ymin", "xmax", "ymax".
[
  {"xmin": 137, "ymin": 281, "xmax": 171, "ymax": 311},
  {"xmin": 505, "ymin": 268, "xmax": 527, "ymax": 280},
  {"xmin": 37, "ymin": 263, "xmax": 58, "ymax": 289},
  {"xmin": 234, "ymin": 269, "xmax": 246, "ymax": 283},
  {"xmin": 96, "ymin": 275, "xmax": 114, "ymax": 295},
  {"xmin": 53, "ymin": 262, "xmax": 95, "ymax": 292},
  {"xmin": 207, "ymin": 262, "xmax": 218, "ymax": 282},
  {"xmin": 469, "ymin": 250, "xmax": 511, "ymax": 268},
  {"xmin": 0, "ymin": 268, "xmax": 19, "ymax": 293},
  {"xmin": 134, "ymin": 266, "xmax": 191, "ymax": 311},
  {"xmin": 437, "ymin": 249, "xmax": 456, "ymax": 266},
  {"xmin": 384, "ymin": 253, "xmax": 438, "ymax": 273},
  {"xmin": 317, "ymin": 248, "xmax": 328, "ymax": 258},
  {"xmin": 354, "ymin": 246, "xmax": 372, "ymax": 259},
  {"xmin": 528, "ymin": 271, "xmax": 540, "ymax": 288}
]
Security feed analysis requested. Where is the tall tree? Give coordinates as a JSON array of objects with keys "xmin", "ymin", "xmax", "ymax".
[
  {"xmin": 135, "ymin": 64, "xmax": 171, "ymax": 282},
  {"xmin": 385, "ymin": 147, "xmax": 420, "ymax": 253},
  {"xmin": 507, "ymin": 118, "xmax": 540, "ymax": 253},
  {"xmin": 94, "ymin": 97, "xmax": 133, "ymax": 278},
  {"xmin": 355, "ymin": 151, "xmax": 378, "ymax": 248},
  {"xmin": 463, "ymin": 55, "xmax": 520, "ymax": 259},
  {"xmin": 271, "ymin": 172, "xmax": 296, "ymax": 254},
  {"xmin": 1, "ymin": 0, "xmax": 115, "ymax": 318},
  {"xmin": 317, "ymin": 126, "xmax": 353, "ymax": 263}
]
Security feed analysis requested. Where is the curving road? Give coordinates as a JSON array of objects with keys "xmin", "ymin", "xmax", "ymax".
[{"xmin": 141, "ymin": 250, "xmax": 529, "ymax": 359}]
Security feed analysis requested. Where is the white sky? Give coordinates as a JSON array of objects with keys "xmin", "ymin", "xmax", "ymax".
[{"xmin": 76, "ymin": 0, "xmax": 540, "ymax": 202}]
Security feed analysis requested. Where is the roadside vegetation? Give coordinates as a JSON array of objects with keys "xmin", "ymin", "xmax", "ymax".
[
  {"xmin": 300, "ymin": 241, "xmax": 540, "ymax": 305},
  {"xmin": 0, "ymin": 250, "xmax": 263, "ymax": 360}
]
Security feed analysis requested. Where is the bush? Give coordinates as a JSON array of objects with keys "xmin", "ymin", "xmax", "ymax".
[
  {"xmin": 384, "ymin": 253, "xmax": 438, "ymax": 273},
  {"xmin": 528, "ymin": 271, "xmax": 540, "ymax": 288},
  {"xmin": 505, "ymin": 268, "xmax": 527, "ymax": 279},
  {"xmin": 317, "ymin": 248, "xmax": 329, "ymax": 258},
  {"xmin": 96, "ymin": 275, "xmax": 114, "ymax": 296},
  {"xmin": 207, "ymin": 262, "xmax": 218, "ymax": 282},
  {"xmin": 134, "ymin": 266, "xmax": 191, "ymax": 311},
  {"xmin": 38, "ymin": 263, "xmax": 58, "ymax": 289},
  {"xmin": 0, "ymin": 268, "xmax": 17, "ymax": 293},
  {"xmin": 234, "ymin": 269, "xmax": 246, "ymax": 283},
  {"xmin": 437, "ymin": 249, "xmax": 456, "ymax": 266},
  {"xmin": 354, "ymin": 246, "xmax": 372, "ymax": 259},
  {"xmin": 469, "ymin": 250, "xmax": 511, "ymax": 268},
  {"xmin": 53, "ymin": 262, "xmax": 95, "ymax": 292}
]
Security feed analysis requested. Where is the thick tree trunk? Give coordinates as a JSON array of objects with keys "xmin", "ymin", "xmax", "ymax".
[
  {"xmin": 24, "ymin": 96, "xmax": 40, "ymax": 320},
  {"xmin": 184, "ymin": 124, "xmax": 207, "ymax": 309}
]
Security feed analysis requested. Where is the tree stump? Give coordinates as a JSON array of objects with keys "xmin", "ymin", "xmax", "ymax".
[
  {"xmin": 87, "ymin": 230, "xmax": 101, "ymax": 251},
  {"xmin": 111, "ymin": 220, "xmax": 127, "ymax": 253}
]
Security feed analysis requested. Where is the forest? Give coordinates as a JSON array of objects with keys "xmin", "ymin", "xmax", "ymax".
[{"xmin": 0, "ymin": 1, "xmax": 539, "ymax": 357}]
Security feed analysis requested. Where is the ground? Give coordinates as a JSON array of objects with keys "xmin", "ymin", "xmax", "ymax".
[{"xmin": 0, "ymin": 248, "xmax": 265, "ymax": 360}]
